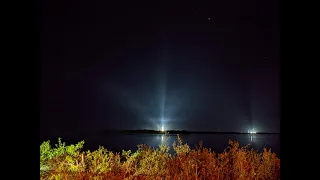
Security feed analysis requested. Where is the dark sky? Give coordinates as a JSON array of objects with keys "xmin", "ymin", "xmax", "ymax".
[{"xmin": 40, "ymin": 0, "xmax": 280, "ymax": 137}]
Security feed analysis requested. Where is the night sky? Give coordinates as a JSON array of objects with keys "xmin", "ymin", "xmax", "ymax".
[{"xmin": 40, "ymin": 0, "xmax": 280, "ymax": 138}]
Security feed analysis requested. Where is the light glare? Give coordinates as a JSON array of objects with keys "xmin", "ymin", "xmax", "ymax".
[{"xmin": 249, "ymin": 128, "xmax": 257, "ymax": 134}]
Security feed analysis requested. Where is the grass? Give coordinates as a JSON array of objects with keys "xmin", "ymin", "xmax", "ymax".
[{"xmin": 40, "ymin": 135, "xmax": 280, "ymax": 180}]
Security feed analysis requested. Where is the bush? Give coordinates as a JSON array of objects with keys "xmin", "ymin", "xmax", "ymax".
[{"xmin": 40, "ymin": 136, "xmax": 280, "ymax": 180}]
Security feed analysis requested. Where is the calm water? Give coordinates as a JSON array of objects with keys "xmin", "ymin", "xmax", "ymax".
[{"xmin": 69, "ymin": 133, "xmax": 280, "ymax": 158}]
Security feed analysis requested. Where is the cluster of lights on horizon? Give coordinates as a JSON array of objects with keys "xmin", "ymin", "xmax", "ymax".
[
  {"xmin": 157, "ymin": 120, "xmax": 258, "ymax": 134},
  {"xmin": 248, "ymin": 128, "xmax": 257, "ymax": 134}
]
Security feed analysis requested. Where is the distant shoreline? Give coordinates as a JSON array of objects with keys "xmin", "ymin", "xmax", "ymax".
[{"xmin": 117, "ymin": 129, "xmax": 280, "ymax": 135}]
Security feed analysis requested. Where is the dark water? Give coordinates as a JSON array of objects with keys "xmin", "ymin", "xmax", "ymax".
[{"xmin": 62, "ymin": 133, "xmax": 280, "ymax": 158}]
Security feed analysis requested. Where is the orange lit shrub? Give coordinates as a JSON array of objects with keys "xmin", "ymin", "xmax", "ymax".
[{"xmin": 40, "ymin": 136, "xmax": 280, "ymax": 180}]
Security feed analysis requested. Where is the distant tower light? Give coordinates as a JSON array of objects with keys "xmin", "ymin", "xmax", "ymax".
[
  {"xmin": 161, "ymin": 125, "xmax": 165, "ymax": 132},
  {"xmin": 250, "ymin": 128, "xmax": 256, "ymax": 134}
]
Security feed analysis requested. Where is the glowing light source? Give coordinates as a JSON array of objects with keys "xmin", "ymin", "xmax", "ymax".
[
  {"xmin": 161, "ymin": 125, "xmax": 165, "ymax": 132},
  {"xmin": 249, "ymin": 128, "xmax": 257, "ymax": 134}
]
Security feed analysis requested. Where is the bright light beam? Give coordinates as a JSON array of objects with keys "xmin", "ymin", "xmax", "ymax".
[
  {"xmin": 161, "ymin": 125, "xmax": 165, "ymax": 132},
  {"xmin": 249, "ymin": 128, "xmax": 257, "ymax": 134}
]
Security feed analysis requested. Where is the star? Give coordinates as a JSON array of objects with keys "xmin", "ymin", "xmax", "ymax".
[{"xmin": 208, "ymin": 17, "xmax": 211, "ymax": 20}]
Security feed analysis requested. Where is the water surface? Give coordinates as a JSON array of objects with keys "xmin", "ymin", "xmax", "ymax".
[{"xmin": 74, "ymin": 133, "xmax": 280, "ymax": 158}]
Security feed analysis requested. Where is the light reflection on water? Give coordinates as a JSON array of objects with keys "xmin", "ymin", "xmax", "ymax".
[{"xmin": 81, "ymin": 133, "xmax": 280, "ymax": 157}]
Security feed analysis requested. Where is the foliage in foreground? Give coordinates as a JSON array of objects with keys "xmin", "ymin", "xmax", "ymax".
[{"xmin": 40, "ymin": 136, "xmax": 280, "ymax": 180}]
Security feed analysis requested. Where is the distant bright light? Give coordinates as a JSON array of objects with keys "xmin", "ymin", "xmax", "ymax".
[
  {"xmin": 161, "ymin": 125, "xmax": 165, "ymax": 132},
  {"xmin": 249, "ymin": 128, "xmax": 257, "ymax": 134}
]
